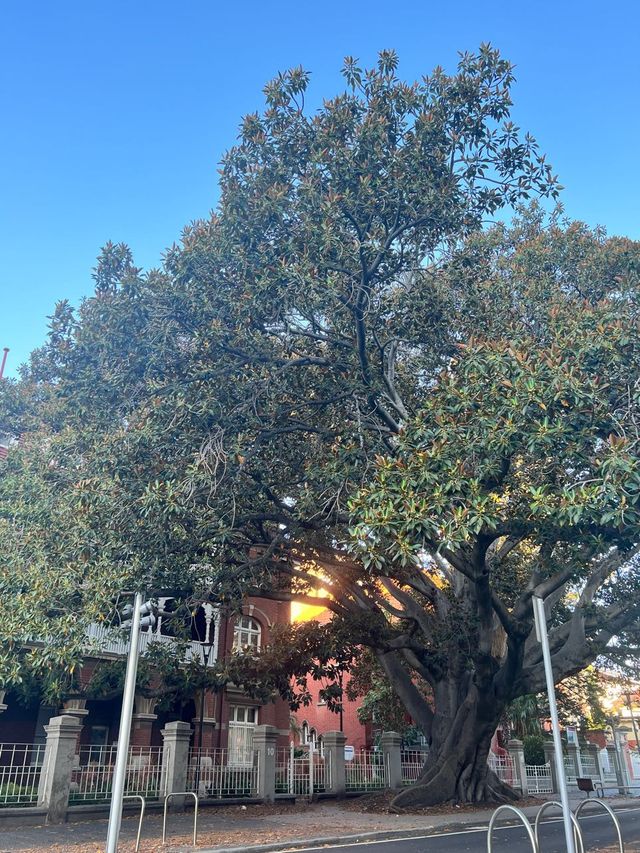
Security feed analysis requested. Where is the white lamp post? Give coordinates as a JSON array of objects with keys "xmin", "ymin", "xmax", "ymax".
[
  {"xmin": 533, "ymin": 594, "xmax": 576, "ymax": 853},
  {"xmin": 105, "ymin": 592, "xmax": 144, "ymax": 853}
]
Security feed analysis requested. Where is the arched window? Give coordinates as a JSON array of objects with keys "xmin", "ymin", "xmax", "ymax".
[
  {"xmin": 301, "ymin": 726, "xmax": 322, "ymax": 754},
  {"xmin": 233, "ymin": 616, "xmax": 261, "ymax": 651}
]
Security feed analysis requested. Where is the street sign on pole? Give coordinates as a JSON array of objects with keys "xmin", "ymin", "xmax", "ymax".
[
  {"xmin": 532, "ymin": 594, "xmax": 576, "ymax": 853},
  {"xmin": 105, "ymin": 591, "xmax": 144, "ymax": 853}
]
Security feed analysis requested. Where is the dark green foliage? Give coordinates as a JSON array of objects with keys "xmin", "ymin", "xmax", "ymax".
[
  {"xmin": 523, "ymin": 734, "xmax": 545, "ymax": 766},
  {"xmin": 0, "ymin": 47, "xmax": 637, "ymax": 804}
]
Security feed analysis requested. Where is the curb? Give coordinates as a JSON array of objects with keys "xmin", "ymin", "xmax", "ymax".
[
  {"xmin": 194, "ymin": 801, "xmax": 640, "ymax": 853},
  {"xmin": 196, "ymin": 824, "xmax": 478, "ymax": 853}
]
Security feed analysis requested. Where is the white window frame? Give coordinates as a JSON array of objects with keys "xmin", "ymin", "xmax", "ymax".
[
  {"xmin": 228, "ymin": 705, "xmax": 258, "ymax": 766},
  {"xmin": 232, "ymin": 616, "xmax": 261, "ymax": 651}
]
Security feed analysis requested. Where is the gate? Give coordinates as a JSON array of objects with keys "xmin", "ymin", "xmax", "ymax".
[{"xmin": 276, "ymin": 745, "xmax": 329, "ymax": 796}]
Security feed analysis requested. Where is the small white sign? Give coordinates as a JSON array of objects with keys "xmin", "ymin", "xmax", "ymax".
[
  {"xmin": 566, "ymin": 726, "xmax": 578, "ymax": 746},
  {"xmin": 344, "ymin": 745, "xmax": 355, "ymax": 761}
]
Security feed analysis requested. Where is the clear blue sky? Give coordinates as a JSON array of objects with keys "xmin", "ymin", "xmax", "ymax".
[{"xmin": 1, "ymin": 1, "xmax": 639, "ymax": 377}]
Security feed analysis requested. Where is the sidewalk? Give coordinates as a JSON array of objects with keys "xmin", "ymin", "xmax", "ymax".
[{"xmin": 1, "ymin": 795, "xmax": 638, "ymax": 853}]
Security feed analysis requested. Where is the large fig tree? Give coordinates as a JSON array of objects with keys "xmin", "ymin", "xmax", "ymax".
[{"xmin": 3, "ymin": 48, "xmax": 640, "ymax": 806}]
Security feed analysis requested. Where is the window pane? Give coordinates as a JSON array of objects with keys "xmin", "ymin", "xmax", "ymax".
[
  {"xmin": 228, "ymin": 705, "xmax": 257, "ymax": 765},
  {"xmin": 233, "ymin": 616, "xmax": 261, "ymax": 651}
]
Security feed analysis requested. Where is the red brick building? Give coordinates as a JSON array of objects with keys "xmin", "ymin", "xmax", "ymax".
[
  {"xmin": 0, "ymin": 594, "xmax": 372, "ymax": 756},
  {"xmin": 290, "ymin": 606, "xmax": 373, "ymax": 754},
  {"xmin": 0, "ymin": 596, "xmax": 294, "ymax": 754}
]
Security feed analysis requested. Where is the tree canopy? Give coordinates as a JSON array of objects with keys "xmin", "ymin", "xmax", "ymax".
[{"xmin": 1, "ymin": 46, "xmax": 639, "ymax": 805}]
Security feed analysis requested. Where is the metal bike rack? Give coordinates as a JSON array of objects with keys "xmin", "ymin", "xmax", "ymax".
[
  {"xmin": 162, "ymin": 791, "xmax": 199, "ymax": 846},
  {"xmin": 487, "ymin": 804, "xmax": 540, "ymax": 852},
  {"xmin": 122, "ymin": 795, "xmax": 145, "ymax": 853},
  {"xmin": 575, "ymin": 798, "xmax": 624, "ymax": 853},
  {"xmin": 534, "ymin": 801, "xmax": 585, "ymax": 853}
]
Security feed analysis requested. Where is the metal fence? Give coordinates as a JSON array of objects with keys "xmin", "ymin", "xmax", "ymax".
[
  {"xmin": 525, "ymin": 763, "xmax": 553, "ymax": 794},
  {"xmin": 579, "ymin": 754, "xmax": 597, "ymax": 778},
  {"xmin": 563, "ymin": 756, "xmax": 577, "ymax": 783},
  {"xmin": 69, "ymin": 745, "xmax": 163, "ymax": 803},
  {"xmin": 563, "ymin": 752, "xmax": 597, "ymax": 782},
  {"xmin": 488, "ymin": 752, "xmax": 518, "ymax": 787},
  {"xmin": 275, "ymin": 746, "xmax": 328, "ymax": 796},
  {"xmin": 0, "ymin": 743, "xmax": 46, "ymax": 807},
  {"xmin": 601, "ymin": 750, "xmax": 619, "ymax": 784},
  {"xmin": 401, "ymin": 750, "xmax": 426, "ymax": 785},
  {"xmin": 187, "ymin": 748, "xmax": 259, "ymax": 798},
  {"xmin": 345, "ymin": 750, "xmax": 388, "ymax": 792}
]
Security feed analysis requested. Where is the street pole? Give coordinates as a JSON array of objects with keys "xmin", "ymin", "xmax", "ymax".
[
  {"xmin": 0, "ymin": 348, "xmax": 9, "ymax": 380},
  {"xmin": 194, "ymin": 640, "xmax": 215, "ymax": 795},
  {"xmin": 106, "ymin": 591, "xmax": 144, "ymax": 853},
  {"xmin": 625, "ymin": 692, "xmax": 640, "ymax": 753},
  {"xmin": 533, "ymin": 594, "xmax": 576, "ymax": 853}
]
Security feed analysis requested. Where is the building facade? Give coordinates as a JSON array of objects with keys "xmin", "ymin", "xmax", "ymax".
[
  {"xmin": 0, "ymin": 595, "xmax": 372, "ymax": 757},
  {"xmin": 0, "ymin": 597, "xmax": 294, "ymax": 754}
]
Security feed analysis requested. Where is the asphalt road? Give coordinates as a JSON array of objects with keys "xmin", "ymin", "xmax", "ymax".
[{"xmin": 273, "ymin": 806, "xmax": 640, "ymax": 853}]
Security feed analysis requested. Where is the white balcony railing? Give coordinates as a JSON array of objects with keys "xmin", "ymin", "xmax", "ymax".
[{"xmin": 85, "ymin": 622, "xmax": 217, "ymax": 666}]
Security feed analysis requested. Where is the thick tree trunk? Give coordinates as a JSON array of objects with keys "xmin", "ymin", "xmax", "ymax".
[{"xmin": 391, "ymin": 683, "xmax": 518, "ymax": 809}]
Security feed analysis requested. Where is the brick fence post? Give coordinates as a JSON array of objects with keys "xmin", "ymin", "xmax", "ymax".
[
  {"xmin": 323, "ymin": 730, "xmax": 347, "ymax": 796},
  {"xmin": 253, "ymin": 724, "xmax": 277, "ymax": 803},
  {"xmin": 37, "ymin": 714, "xmax": 83, "ymax": 824},
  {"xmin": 381, "ymin": 731, "xmax": 403, "ymax": 789}
]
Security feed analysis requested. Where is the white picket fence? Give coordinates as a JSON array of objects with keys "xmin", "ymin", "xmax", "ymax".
[
  {"xmin": 0, "ymin": 743, "xmax": 46, "ymax": 806},
  {"xmin": 188, "ymin": 748, "xmax": 259, "ymax": 798}
]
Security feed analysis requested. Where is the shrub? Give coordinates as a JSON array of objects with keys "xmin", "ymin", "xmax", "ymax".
[{"xmin": 523, "ymin": 734, "xmax": 545, "ymax": 766}]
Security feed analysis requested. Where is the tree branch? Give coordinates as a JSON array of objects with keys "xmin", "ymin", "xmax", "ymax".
[{"xmin": 376, "ymin": 649, "xmax": 434, "ymax": 737}]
